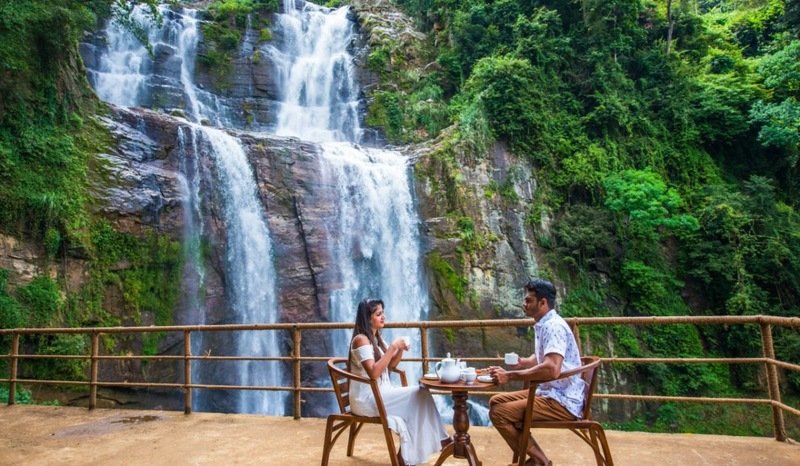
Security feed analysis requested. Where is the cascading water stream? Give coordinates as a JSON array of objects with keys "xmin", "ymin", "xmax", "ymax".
[
  {"xmin": 270, "ymin": 2, "xmax": 427, "ymax": 354},
  {"xmin": 269, "ymin": 1, "xmax": 490, "ymax": 425},
  {"xmin": 89, "ymin": 5, "xmax": 286, "ymax": 415}
]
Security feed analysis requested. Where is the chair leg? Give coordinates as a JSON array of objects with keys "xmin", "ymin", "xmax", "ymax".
[
  {"xmin": 592, "ymin": 425, "xmax": 613, "ymax": 466},
  {"xmin": 381, "ymin": 428, "xmax": 400, "ymax": 466},
  {"xmin": 346, "ymin": 422, "xmax": 362, "ymax": 457},
  {"xmin": 515, "ymin": 433, "xmax": 528, "ymax": 466},
  {"xmin": 321, "ymin": 416, "xmax": 335, "ymax": 466},
  {"xmin": 586, "ymin": 426, "xmax": 604, "ymax": 466}
]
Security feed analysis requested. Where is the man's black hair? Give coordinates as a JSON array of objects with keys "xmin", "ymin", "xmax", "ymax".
[{"xmin": 525, "ymin": 279, "xmax": 557, "ymax": 309}]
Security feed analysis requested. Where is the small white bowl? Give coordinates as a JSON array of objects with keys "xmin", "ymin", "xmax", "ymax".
[{"xmin": 423, "ymin": 373, "xmax": 439, "ymax": 380}]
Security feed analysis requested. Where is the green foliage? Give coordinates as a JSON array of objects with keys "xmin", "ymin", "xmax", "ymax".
[
  {"xmin": 394, "ymin": 0, "xmax": 800, "ymax": 435},
  {"xmin": 258, "ymin": 27, "xmax": 271, "ymax": 42},
  {"xmin": 366, "ymin": 91, "xmax": 404, "ymax": 141},
  {"xmin": 0, "ymin": 385, "xmax": 32, "ymax": 404},
  {"xmin": 427, "ymin": 253, "xmax": 467, "ymax": 303},
  {"xmin": 199, "ymin": 0, "xmax": 278, "ymax": 87},
  {"xmin": 17, "ymin": 277, "xmax": 63, "ymax": 328},
  {"xmin": 0, "ymin": 270, "xmax": 25, "ymax": 330},
  {"xmin": 44, "ymin": 228, "xmax": 62, "ymax": 258},
  {"xmin": 728, "ymin": 0, "xmax": 784, "ymax": 56},
  {"xmin": 550, "ymin": 204, "xmax": 616, "ymax": 270},
  {"xmin": 463, "ymin": 55, "xmax": 537, "ymax": 152},
  {"xmin": 604, "ymin": 170, "xmax": 699, "ymax": 242},
  {"xmin": 88, "ymin": 221, "xmax": 182, "ymax": 328},
  {"xmin": 31, "ymin": 334, "xmax": 89, "ymax": 381},
  {"xmin": 748, "ymin": 40, "xmax": 800, "ymax": 167}
]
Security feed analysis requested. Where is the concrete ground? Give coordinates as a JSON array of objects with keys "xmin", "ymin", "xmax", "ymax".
[{"xmin": 1, "ymin": 405, "xmax": 799, "ymax": 465}]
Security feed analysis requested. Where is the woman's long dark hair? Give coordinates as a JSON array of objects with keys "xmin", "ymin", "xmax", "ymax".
[{"xmin": 351, "ymin": 298, "xmax": 387, "ymax": 362}]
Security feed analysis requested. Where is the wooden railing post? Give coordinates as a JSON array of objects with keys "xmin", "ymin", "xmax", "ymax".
[
  {"xmin": 8, "ymin": 333, "xmax": 19, "ymax": 406},
  {"xmin": 292, "ymin": 327, "xmax": 301, "ymax": 420},
  {"xmin": 421, "ymin": 326, "xmax": 429, "ymax": 374},
  {"xmin": 184, "ymin": 330, "xmax": 192, "ymax": 414},
  {"xmin": 571, "ymin": 323, "xmax": 582, "ymax": 353},
  {"xmin": 89, "ymin": 332, "xmax": 99, "ymax": 411},
  {"xmin": 760, "ymin": 322, "xmax": 786, "ymax": 441}
]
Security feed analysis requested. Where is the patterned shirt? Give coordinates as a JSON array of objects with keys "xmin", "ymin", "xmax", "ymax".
[{"xmin": 534, "ymin": 309, "xmax": 587, "ymax": 418}]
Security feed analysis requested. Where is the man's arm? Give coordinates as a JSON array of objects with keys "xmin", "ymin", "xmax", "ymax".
[
  {"xmin": 490, "ymin": 352, "xmax": 564, "ymax": 385},
  {"xmin": 509, "ymin": 354, "xmax": 537, "ymax": 370}
]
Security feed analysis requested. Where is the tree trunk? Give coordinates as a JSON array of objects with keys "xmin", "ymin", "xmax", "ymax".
[{"xmin": 666, "ymin": 0, "xmax": 675, "ymax": 55}]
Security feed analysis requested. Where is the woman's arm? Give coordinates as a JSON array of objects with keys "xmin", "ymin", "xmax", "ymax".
[
  {"xmin": 352, "ymin": 334, "xmax": 404, "ymax": 380},
  {"xmin": 388, "ymin": 341, "xmax": 405, "ymax": 369}
]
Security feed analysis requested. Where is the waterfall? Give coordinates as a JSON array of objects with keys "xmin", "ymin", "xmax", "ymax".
[
  {"xmin": 200, "ymin": 126, "xmax": 284, "ymax": 414},
  {"xmin": 270, "ymin": 2, "xmax": 428, "ymax": 354},
  {"xmin": 274, "ymin": 4, "xmax": 360, "ymax": 142},
  {"xmin": 177, "ymin": 127, "xmax": 205, "ymax": 325},
  {"xmin": 89, "ymin": 5, "xmax": 286, "ymax": 415},
  {"xmin": 86, "ymin": 0, "xmax": 479, "ymax": 422},
  {"xmin": 269, "ymin": 1, "xmax": 492, "ymax": 424}
]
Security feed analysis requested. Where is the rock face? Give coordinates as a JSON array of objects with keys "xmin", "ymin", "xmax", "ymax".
[
  {"xmin": 98, "ymin": 107, "xmax": 347, "ymax": 415},
  {"xmin": 409, "ymin": 136, "xmax": 544, "ymax": 359}
]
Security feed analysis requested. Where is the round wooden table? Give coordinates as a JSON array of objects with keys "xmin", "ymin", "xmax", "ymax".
[{"xmin": 420, "ymin": 377, "xmax": 496, "ymax": 466}]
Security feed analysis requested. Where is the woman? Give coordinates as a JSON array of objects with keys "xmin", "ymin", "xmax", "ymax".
[{"xmin": 349, "ymin": 298, "xmax": 449, "ymax": 466}]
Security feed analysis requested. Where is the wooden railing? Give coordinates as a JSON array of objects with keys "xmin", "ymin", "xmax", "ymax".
[{"xmin": 1, "ymin": 315, "xmax": 799, "ymax": 441}]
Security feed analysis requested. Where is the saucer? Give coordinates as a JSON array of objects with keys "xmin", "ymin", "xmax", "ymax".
[
  {"xmin": 423, "ymin": 373, "xmax": 439, "ymax": 380},
  {"xmin": 477, "ymin": 375, "xmax": 494, "ymax": 383}
]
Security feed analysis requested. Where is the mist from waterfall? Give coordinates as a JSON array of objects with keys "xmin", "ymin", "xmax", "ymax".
[{"xmin": 90, "ymin": 5, "xmax": 286, "ymax": 415}]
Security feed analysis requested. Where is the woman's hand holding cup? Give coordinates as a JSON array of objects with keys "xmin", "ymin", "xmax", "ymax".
[{"xmin": 393, "ymin": 336, "xmax": 411, "ymax": 351}]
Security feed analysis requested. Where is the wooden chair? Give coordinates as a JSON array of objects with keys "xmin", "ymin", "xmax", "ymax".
[
  {"xmin": 513, "ymin": 355, "xmax": 613, "ymax": 466},
  {"xmin": 321, "ymin": 357, "xmax": 408, "ymax": 466}
]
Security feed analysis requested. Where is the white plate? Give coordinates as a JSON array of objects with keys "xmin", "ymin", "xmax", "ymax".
[
  {"xmin": 423, "ymin": 373, "xmax": 439, "ymax": 380},
  {"xmin": 477, "ymin": 375, "xmax": 494, "ymax": 383}
]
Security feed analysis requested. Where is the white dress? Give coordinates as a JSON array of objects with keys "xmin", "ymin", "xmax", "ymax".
[{"xmin": 350, "ymin": 343, "xmax": 449, "ymax": 465}]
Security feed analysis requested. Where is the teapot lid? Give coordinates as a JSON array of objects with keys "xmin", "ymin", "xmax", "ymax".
[{"xmin": 441, "ymin": 352, "xmax": 455, "ymax": 362}]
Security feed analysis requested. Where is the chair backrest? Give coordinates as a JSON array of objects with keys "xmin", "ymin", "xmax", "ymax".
[
  {"xmin": 523, "ymin": 355, "xmax": 601, "ymax": 421},
  {"xmin": 328, "ymin": 357, "xmax": 354, "ymax": 415},
  {"xmin": 326, "ymin": 357, "xmax": 391, "ymax": 421},
  {"xmin": 578, "ymin": 355, "xmax": 601, "ymax": 420}
]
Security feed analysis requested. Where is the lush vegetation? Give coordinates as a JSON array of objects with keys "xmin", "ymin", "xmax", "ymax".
[
  {"xmin": 381, "ymin": 0, "xmax": 800, "ymax": 435},
  {"xmin": 197, "ymin": 0, "xmax": 279, "ymax": 90},
  {"xmin": 0, "ymin": 0, "xmax": 181, "ymax": 386}
]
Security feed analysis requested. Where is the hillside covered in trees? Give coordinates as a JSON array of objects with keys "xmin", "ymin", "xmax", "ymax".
[{"xmin": 365, "ymin": 0, "xmax": 799, "ymax": 433}]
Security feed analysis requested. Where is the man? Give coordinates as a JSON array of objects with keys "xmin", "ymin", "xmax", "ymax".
[{"xmin": 488, "ymin": 279, "xmax": 586, "ymax": 466}]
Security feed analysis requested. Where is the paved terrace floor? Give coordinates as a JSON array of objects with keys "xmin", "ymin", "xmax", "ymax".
[{"xmin": 2, "ymin": 405, "xmax": 799, "ymax": 465}]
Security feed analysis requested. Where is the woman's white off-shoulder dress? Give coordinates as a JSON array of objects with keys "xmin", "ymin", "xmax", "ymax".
[{"xmin": 349, "ymin": 343, "xmax": 448, "ymax": 465}]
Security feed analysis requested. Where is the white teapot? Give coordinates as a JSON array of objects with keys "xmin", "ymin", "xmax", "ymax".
[{"xmin": 435, "ymin": 353, "xmax": 461, "ymax": 383}]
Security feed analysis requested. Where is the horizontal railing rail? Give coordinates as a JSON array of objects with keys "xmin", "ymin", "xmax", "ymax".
[{"xmin": 1, "ymin": 315, "xmax": 798, "ymax": 441}]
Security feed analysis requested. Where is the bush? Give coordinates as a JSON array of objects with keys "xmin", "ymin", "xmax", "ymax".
[
  {"xmin": 30, "ymin": 334, "xmax": 89, "ymax": 381},
  {"xmin": 0, "ymin": 385, "xmax": 32, "ymax": 404},
  {"xmin": 17, "ymin": 277, "xmax": 62, "ymax": 328}
]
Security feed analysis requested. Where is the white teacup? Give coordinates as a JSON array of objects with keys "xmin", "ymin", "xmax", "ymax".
[
  {"xmin": 504, "ymin": 352, "xmax": 519, "ymax": 365},
  {"xmin": 460, "ymin": 367, "xmax": 477, "ymax": 384},
  {"xmin": 401, "ymin": 336, "xmax": 411, "ymax": 349}
]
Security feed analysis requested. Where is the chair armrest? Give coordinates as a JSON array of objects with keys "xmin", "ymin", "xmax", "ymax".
[
  {"xmin": 329, "ymin": 364, "xmax": 373, "ymax": 385},
  {"xmin": 389, "ymin": 366, "xmax": 408, "ymax": 387},
  {"xmin": 519, "ymin": 358, "xmax": 600, "ymax": 387}
]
